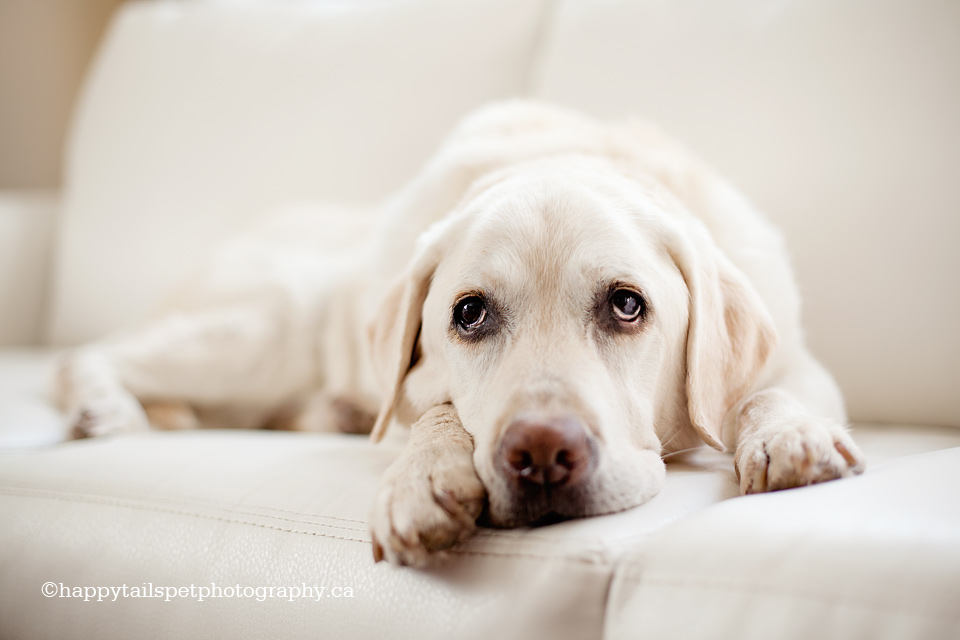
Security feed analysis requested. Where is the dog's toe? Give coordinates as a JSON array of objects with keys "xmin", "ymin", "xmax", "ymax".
[
  {"xmin": 67, "ymin": 392, "xmax": 150, "ymax": 440},
  {"xmin": 736, "ymin": 419, "xmax": 865, "ymax": 495},
  {"xmin": 370, "ymin": 455, "xmax": 485, "ymax": 567}
]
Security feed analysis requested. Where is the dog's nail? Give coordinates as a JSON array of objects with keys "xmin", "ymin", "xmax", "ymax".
[
  {"xmin": 434, "ymin": 489, "xmax": 480, "ymax": 530},
  {"xmin": 371, "ymin": 540, "xmax": 384, "ymax": 563},
  {"xmin": 434, "ymin": 490, "xmax": 459, "ymax": 515},
  {"xmin": 834, "ymin": 441, "xmax": 859, "ymax": 469}
]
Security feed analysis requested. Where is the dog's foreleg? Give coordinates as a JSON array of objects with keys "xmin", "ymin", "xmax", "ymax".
[{"xmin": 56, "ymin": 345, "xmax": 151, "ymax": 439}]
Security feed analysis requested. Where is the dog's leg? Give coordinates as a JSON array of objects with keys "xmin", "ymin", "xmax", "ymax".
[
  {"xmin": 369, "ymin": 404, "xmax": 486, "ymax": 566},
  {"xmin": 58, "ymin": 304, "xmax": 317, "ymax": 439},
  {"xmin": 56, "ymin": 346, "xmax": 151, "ymax": 439},
  {"xmin": 733, "ymin": 350, "xmax": 866, "ymax": 494},
  {"xmin": 287, "ymin": 391, "xmax": 377, "ymax": 435},
  {"xmin": 142, "ymin": 400, "xmax": 200, "ymax": 431}
]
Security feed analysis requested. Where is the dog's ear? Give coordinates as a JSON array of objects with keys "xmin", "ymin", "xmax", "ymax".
[
  {"xmin": 669, "ymin": 225, "xmax": 778, "ymax": 451},
  {"xmin": 367, "ymin": 225, "xmax": 455, "ymax": 443}
]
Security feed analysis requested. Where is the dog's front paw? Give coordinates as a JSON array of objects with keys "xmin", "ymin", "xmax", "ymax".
[
  {"xmin": 370, "ymin": 447, "xmax": 486, "ymax": 567},
  {"xmin": 735, "ymin": 419, "xmax": 865, "ymax": 494},
  {"xmin": 69, "ymin": 391, "xmax": 150, "ymax": 439}
]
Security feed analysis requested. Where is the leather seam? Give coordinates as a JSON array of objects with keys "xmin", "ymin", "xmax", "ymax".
[
  {"xmin": 0, "ymin": 480, "xmax": 370, "ymax": 531},
  {"xmin": 0, "ymin": 487, "xmax": 612, "ymax": 563},
  {"xmin": 0, "ymin": 478, "xmax": 586, "ymax": 545},
  {"xmin": 0, "ymin": 486, "xmax": 370, "ymax": 538},
  {"xmin": 0, "ymin": 478, "xmax": 368, "ymax": 525}
]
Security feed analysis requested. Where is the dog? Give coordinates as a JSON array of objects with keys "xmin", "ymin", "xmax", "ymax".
[{"xmin": 55, "ymin": 101, "xmax": 865, "ymax": 566}]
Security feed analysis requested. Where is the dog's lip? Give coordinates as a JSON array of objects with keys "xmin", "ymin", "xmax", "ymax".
[
  {"xmin": 479, "ymin": 508, "xmax": 576, "ymax": 529},
  {"xmin": 485, "ymin": 497, "xmax": 649, "ymax": 528},
  {"xmin": 479, "ymin": 484, "xmax": 594, "ymax": 528},
  {"xmin": 481, "ymin": 511, "xmax": 574, "ymax": 528},
  {"xmin": 528, "ymin": 511, "xmax": 572, "ymax": 527}
]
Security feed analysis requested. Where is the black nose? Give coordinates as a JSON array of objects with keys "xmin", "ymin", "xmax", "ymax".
[{"xmin": 499, "ymin": 417, "xmax": 591, "ymax": 489}]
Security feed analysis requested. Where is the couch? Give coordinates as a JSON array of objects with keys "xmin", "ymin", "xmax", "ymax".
[{"xmin": 1, "ymin": 1, "xmax": 959, "ymax": 638}]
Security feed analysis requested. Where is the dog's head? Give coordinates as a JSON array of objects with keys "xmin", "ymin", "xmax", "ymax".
[{"xmin": 369, "ymin": 156, "xmax": 776, "ymax": 526}]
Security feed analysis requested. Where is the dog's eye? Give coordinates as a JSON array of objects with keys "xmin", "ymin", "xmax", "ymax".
[
  {"xmin": 610, "ymin": 288, "xmax": 644, "ymax": 323},
  {"xmin": 453, "ymin": 296, "xmax": 487, "ymax": 330}
]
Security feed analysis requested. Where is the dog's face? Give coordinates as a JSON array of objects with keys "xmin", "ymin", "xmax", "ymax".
[{"xmin": 372, "ymin": 159, "xmax": 776, "ymax": 526}]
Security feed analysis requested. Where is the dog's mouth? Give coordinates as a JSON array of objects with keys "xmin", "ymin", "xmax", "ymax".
[
  {"xmin": 479, "ymin": 507, "xmax": 579, "ymax": 529},
  {"xmin": 479, "ymin": 483, "xmax": 596, "ymax": 528},
  {"xmin": 528, "ymin": 511, "xmax": 570, "ymax": 527}
]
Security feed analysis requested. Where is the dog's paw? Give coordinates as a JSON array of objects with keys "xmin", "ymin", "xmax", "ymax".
[
  {"xmin": 369, "ymin": 448, "xmax": 486, "ymax": 567},
  {"xmin": 68, "ymin": 391, "xmax": 150, "ymax": 439},
  {"xmin": 735, "ymin": 419, "xmax": 865, "ymax": 494}
]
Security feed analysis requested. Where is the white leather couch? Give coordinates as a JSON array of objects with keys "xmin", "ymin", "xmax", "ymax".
[{"xmin": 2, "ymin": 1, "xmax": 959, "ymax": 638}]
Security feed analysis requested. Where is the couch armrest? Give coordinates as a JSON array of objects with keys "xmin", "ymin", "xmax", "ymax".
[{"xmin": 0, "ymin": 190, "xmax": 58, "ymax": 347}]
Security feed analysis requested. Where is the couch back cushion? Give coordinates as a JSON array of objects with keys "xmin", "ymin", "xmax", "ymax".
[
  {"xmin": 50, "ymin": 0, "xmax": 960, "ymax": 428},
  {"xmin": 532, "ymin": 0, "xmax": 960, "ymax": 427},
  {"xmin": 48, "ymin": 0, "xmax": 546, "ymax": 345}
]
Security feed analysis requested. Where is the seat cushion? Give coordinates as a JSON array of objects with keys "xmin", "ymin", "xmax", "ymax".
[
  {"xmin": 0, "ymin": 426, "xmax": 738, "ymax": 640},
  {"xmin": 2, "ymin": 349, "xmax": 958, "ymax": 638},
  {"xmin": 605, "ymin": 447, "xmax": 960, "ymax": 640}
]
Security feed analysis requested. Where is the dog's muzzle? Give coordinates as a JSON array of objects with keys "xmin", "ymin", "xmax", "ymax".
[{"xmin": 494, "ymin": 415, "xmax": 597, "ymax": 524}]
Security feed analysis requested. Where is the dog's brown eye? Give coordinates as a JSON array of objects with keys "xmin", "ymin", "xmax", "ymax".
[
  {"xmin": 610, "ymin": 289, "xmax": 644, "ymax": 322},
  {"xmin": 454, "ymin": 296, "xmax": 486, "ymax": 330}
]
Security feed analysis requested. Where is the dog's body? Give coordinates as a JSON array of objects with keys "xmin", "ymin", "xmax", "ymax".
[{"xmin": 56, "ymin": 102, "xmax": 864, "ymax": 566}]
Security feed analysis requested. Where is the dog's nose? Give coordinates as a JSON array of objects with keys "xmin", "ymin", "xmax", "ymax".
[{"xmin": 499, "ymin": 417, "xmax": 591, "ymax": 488}]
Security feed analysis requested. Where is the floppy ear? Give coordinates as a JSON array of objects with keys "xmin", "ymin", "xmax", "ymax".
[
  {"xmin": 669, "ymin": 227, "xmax": 779, "ymax": 451},
  {"xmin": 367, "ymin": 214, "xmax": 469, "ymax": 443},
  {"xmin": 367, "ymin": 251, "xmax": 439, "ymax": 443}
]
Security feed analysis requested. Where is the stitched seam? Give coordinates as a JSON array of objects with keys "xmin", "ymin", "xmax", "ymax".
[
  {"xmin": 0, "ymin": 488, "xmax": 609, "ymax": 563},
  {"xmin": 615, "ymin": 574, "xmax": 960, "ymax": 621},
  {"xmin": 471, "ymin": 529, "xmax": 591, "ymax": 544},
  {"xmin": 459, "ymin": 537, "xmax": 605, "ymax": 556},
  {"xmin": 451, "ymin": 548, "xmax": 607, "ymax": 563},
  {"xmin": 0, "ymin": 487, "xmax": 368, "ymax": 543},
  {"xmin": 0, "ymin": 478, "xmax": 369, "ymax": 525},
  {"xmin": 0, "ymin": 478, "xmax": 589, "ymax": 545},
  {"xmin": 0, "ymin": 485, "xmax": 369, "ymax": 533}
]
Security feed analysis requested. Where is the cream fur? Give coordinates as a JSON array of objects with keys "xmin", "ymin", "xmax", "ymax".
[{"xmin": 55, "ymin": 101, "xmax": 865, "ymax": 566}]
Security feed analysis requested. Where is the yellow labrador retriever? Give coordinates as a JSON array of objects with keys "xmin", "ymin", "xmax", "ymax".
[{"xmin": 56, "ymin": 101, "xmax": 865, "ymax": 566}]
